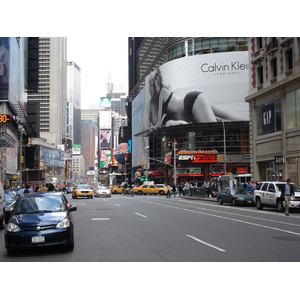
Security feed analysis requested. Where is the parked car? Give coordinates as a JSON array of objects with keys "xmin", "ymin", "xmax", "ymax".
[
  {"xmin": 4, "ymin": 192, "xmax": 77, "ymax": 255},
  {"xmin": 72, "ymin": 185, "xmax": 93, "ymax": 199},
  {"xmin": 111, "ymin": 185, "xmax": 129, "ymax": 194},
  {"xmin": 254, "ymin": 181, "xmax": 300, "ymax": 212},
  {"xmin": 94, "ymin": 185, "xmax": 111, "ymax": 197},
  {"xmin": 133, "ymin": 184, "xmax": 168, "ymax": 195},
  {"xmin": 216, "ymin": 187, "xmax": 254, "ymax": 206}
]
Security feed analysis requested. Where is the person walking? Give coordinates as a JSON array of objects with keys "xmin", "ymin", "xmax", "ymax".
[
  {"xmin": 281, "ymin": 179, "xmax": 294, "ymax": 216},
  {"xmin": 166, "ymin": 184, "xmax": 171, "ymax": 198},
  {"xmin": 172, "ymin": 184, "xmax": 177, "ymax": 197}
]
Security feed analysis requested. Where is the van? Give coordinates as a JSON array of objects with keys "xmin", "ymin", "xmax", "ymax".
[{"xmin": 0, "ymin": 181, "xmax": 6, "ymax": 229}]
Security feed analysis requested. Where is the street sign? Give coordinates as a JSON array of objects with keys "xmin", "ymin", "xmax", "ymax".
[{"xmin": 275, "ymin": 156, "xmax": 284, "ymax": 164}]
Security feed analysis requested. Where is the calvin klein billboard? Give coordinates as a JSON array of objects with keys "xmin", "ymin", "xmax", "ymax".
[{"xmin": 142, "ymin": 51, "xmax": 249, "ymax": 131}]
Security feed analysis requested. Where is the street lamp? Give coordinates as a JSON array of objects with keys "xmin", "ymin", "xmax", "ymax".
[
  {"xmin": 144, "ymin": 146, "xmax": 149, "ymax": 181},
  {"xmin": 222, "ymin": 119, "xmax": 227, "ymax": 175},
  {"xmin": 173, "ymin": 140, "xmax": 177, "ymax": 186}
]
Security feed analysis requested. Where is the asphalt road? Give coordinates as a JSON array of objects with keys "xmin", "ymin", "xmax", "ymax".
[{"xmin": 1, "ymin": 193, "xmax": 300, "ymax": 262}]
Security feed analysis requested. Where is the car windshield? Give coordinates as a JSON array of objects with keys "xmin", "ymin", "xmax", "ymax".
[
  {"xmin": 231, "ymin": 188, "xmax": 248, "ymax": 195},
  {"xmin": 97, "ymin": 186, "xmax": 108, "ymax": 190},
  {"xmin": 15, "ymin": 195, "xmax": 65, "ymax": 214},
  {"xmin": 77, "ymin": 185, "xmax": 90, "ymax": 189}
]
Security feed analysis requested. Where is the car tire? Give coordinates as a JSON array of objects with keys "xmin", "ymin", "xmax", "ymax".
[
  {"xmin": 218, "ymin": 197, "xmax": 223, "ymax": 205},
  {"xmin": 159, "ymin": 191, "xmax": 164, "ymax": 195},
  {"xmin": 256, "ymin": 198, "xmax": 263, "ymax": 210},
  {"xmin": 232, "ymin": 199, "xmax": 237, "ymax": 206},
  {"xmin": 138, "ymin": 191, "xmax": 143, "ymax": 195},
  {"xmin": 277, "ymin": 200, "xmax": 284, "ymax": 212}
]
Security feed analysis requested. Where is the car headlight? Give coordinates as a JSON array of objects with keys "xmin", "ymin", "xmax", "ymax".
[
  {"xmin": 7, "ymin": 223, "xmax": 21, "ymax": 232},
  {"xmin": 56, "ymin": 219, "xmax": 70, "ymax": 229}
]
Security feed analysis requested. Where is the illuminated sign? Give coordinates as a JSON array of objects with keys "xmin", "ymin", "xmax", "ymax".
[
  {"xmin": 0, "ymin": 114, "xmax": 12, "ymax": 123},
  {"xmin": 177, "ymin": 150, "xmax": 218, "ymax": 163}
]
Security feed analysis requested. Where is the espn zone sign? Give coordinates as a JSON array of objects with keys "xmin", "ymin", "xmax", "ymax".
[{"xmin": 178, "ymin": 153, "xmax": 217, "ymax": 163}]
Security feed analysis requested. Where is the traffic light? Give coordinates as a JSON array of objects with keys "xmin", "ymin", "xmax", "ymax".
[{"xmin": 20, "ymin": 156, "xmax": 24, "ymax": 164}]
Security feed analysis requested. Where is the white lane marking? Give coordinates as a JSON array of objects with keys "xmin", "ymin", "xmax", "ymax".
[
  {"xmin": 115, "ymin": 204, "xmax": 120, "ymax": 207},
  {"xmin": 131, "ymin": 198, "xmax": 300, "ymax": 236},
  {"xmin": 186, "ymin": 235, "xmax": 226, "ymax": 252},
  {"xmin": 135, "ymin": 212, "xmax": 147, "ymax": 218}
]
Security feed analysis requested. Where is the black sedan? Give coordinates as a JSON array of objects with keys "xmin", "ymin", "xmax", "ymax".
[
  {"xmin": 216, "ymin": 187, "xmax": 254, "ymax": 206},
  {"xmin": 4, "ymin": 192, "xmax": 77, "ymax": 255}
]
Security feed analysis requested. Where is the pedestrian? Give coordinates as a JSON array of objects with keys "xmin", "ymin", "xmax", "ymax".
[
  {"xmin": 280, "ymin": 179, "xmax": 294, "ymax": 216},
  {"xmin": 172, "ymin": 184, "xmax": 177, "ymax": 197},
  {"xmin": 166, "ymin": 184, "xmax": 171, "ymax": 198},
  {"xmin": 24, "ymin": 185, "xmax": 30, "ymax": 194}
]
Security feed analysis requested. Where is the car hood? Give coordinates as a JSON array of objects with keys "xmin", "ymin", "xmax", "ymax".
[{"xmin": 10, "ymin": 212, "xmax": 67, "ymax": 226}]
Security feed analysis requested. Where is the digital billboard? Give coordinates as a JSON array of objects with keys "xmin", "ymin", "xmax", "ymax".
[
  {"xmin": 100, "ymin": 97, "xmax": 112, "ymax": 109},
  {"xmin": 99, "ymin": 110, "xmax": 112, "ymax": 129},
  {"xmin": 99, "ymin": 129, "xmax": 111, "ymax": 149}
]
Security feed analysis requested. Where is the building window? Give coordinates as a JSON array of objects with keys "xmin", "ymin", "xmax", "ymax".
[
  {"xmin": 257, "ymin": 37, "xmax": 263, "ymax": 49},
  {"xmin": 257, "ymin": 65, "xmax": 263, "ymax": 85},
  {"xmin": 271, "ymin": 57, "xmax": 277, "ymax": 78},
  {"xmin": 257, "ymin": 98, "xmax": 282, "ymax": 136},
  {"xmin": 286, "ymin": 48, "xmax": 293, "ymax": 70},
  {"xmin": 286, "ymin": 88, "xmax": 300, "ymax": 129}
]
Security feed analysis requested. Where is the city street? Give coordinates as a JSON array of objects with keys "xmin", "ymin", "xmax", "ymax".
[{"xmin": 1, "ymin": 193, "xmax": 300, "ymax": 262}]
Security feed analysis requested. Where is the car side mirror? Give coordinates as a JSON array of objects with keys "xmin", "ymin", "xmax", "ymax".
[{"xmin": 69, "ymin": 206, "xmax": 77, "ymax": 212}]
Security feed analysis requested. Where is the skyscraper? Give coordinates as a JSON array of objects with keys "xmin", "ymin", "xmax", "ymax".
[
  {"xmin": 27, "ymin": 37, "xmax": 67, "ymax": 146},
  {"xmin": 67, "ymin": 61, "xmax": 81, "ymax": 145}
]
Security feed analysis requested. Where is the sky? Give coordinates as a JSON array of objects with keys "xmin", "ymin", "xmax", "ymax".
[{"xmin": 67, "ymin": 36, "xmax": 128, "ymax": 109}]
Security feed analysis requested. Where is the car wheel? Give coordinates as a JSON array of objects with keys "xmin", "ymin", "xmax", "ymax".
[
  {"xmin": 159, "ymin": 191, "xmax": 164, "ymax": 195},
  {"xmin": 138, "ymin": 191, "xmax": 143, "ymax": 195},
  {"xmin": 218, "ymin": 197, "xmax": 223, "ymax": 205},
  {"xmin": 277, "ymin": 200, "xmax": 284, "ymax": 212},
  {"xmin": 232, "ymin": 199, "xmax": 236, "ymax": 206},
  {"xmin": 256, "ymin": 198, "xmax": 263, "ymax": 210}
]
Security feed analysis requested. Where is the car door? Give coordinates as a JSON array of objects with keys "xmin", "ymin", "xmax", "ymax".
[
  {"xmin": 265, "ymin": 183, "xmax": 276, "ymax": 206},
  {"xmin": 149, "ymin": 185, "xmax": 157, "ymax": 194}
]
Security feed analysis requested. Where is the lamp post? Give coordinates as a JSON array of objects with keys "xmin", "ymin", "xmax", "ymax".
[
  {"xmin": 144, "ymin": 146, "xmax": 149, "ymax": 181},
  {"xmin": 222, "ymin": 119, "xmax": 227, "ymax": 175},
  {"xmin": 173, "ymin": 140, "xmax": 177, "ymax": 186}
]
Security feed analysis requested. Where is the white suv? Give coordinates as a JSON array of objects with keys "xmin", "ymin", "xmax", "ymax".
[{"xmin": 254, "ymin": 181, "xmax": 300, "ymax": 212}]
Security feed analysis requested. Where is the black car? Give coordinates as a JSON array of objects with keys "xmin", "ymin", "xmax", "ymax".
[
  {"xmin": 4, "ymin": 192, "xmax": 77, "ymax": 255},
  {"xmin": 216, "ymin": 187, "xmax": 254, "ymax": 206}
]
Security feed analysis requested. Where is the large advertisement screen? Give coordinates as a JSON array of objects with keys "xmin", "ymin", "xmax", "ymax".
[
  {"xmin": 143, "ymin": 51, "xmax": 249, "ymax": 131},
  {"xmin": 99, "ymin": 110, "xmax": 112, "ymax": 129},
  {"xmin": 0, "ymin": 37, "xmax": 9, "ymax": 99}
]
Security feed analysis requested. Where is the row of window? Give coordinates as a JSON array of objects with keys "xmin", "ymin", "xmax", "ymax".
[{"xmin": 168, "ymin": 38, "xmax": 248, "ymax": 61}]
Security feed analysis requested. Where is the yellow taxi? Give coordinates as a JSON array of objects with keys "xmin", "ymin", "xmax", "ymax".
[
  {"xmin": 111, "ymin": 185, "xmax": 129, "ymax": 194},
  {"xmin": 72, "ymin": 184, "xmax": 93, "ymax": 199},
  {"xmin": 133, "ymin": 184, "xmax": 168, "ymax": 195}
]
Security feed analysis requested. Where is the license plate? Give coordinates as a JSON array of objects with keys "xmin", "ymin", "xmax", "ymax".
[
  {"xmin": 247, "ymin": 201, "xmax": 252, "ymax": 203},
  {"xmin": 32, "ymin": 236, "xmax": 45, "ymax": 243}
]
